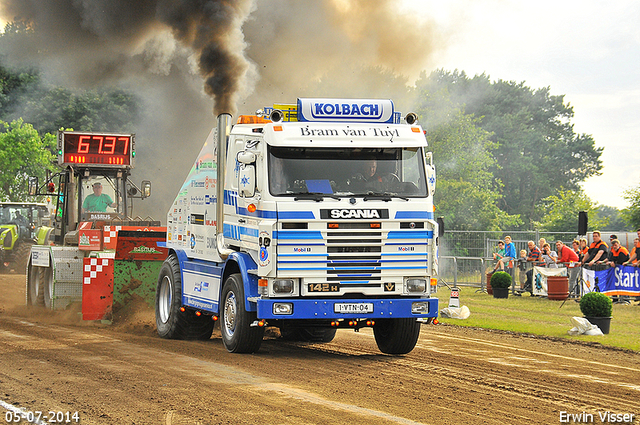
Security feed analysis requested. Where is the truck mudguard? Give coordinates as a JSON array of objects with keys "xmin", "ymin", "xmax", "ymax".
[{"xmin": 224, "ymin": 251, "xmax": 259, "ymax": 312}]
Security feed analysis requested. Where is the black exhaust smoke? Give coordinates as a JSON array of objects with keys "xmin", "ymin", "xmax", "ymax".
[{"xmin": 0, "ymin": 0, "xmax": 255, "ymax": 115}]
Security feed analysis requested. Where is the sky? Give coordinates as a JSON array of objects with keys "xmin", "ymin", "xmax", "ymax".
[{"xmin": 402, "ymin": 0, "xmax": 640, "ymax": 209}]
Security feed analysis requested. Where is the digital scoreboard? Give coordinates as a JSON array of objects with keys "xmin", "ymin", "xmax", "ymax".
[{"xmin": 58, "ymin": 131, "xmax": 135, "ymax": 168}]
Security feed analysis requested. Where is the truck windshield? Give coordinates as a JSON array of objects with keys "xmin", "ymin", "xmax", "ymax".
[{"xmin": 268, "ymin": 147, "xmax": 428, "ymax": 197}]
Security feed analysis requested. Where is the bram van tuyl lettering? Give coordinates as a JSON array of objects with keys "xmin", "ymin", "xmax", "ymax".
[
  {"xmin": 559, "ymin": 411, "xmax": 636, "ymax": 423},
  {"xmin": 300, "ymin": 127, "xmax": 401, "ymax": 137}
]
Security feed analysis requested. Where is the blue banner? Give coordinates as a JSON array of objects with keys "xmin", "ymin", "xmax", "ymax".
[{"xmin": 595, "ymin": 265, "xmax": 640, "ymax": 295}]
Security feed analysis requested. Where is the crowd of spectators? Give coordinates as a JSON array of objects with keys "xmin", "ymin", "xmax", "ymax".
[{"xmin": 490, "ymin": 229, "xmax": 640, "ymax": 302}]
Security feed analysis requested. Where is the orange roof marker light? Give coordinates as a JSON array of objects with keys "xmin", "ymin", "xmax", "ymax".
[{"xmin": 237, "ymin": 115, "xmax": 271, "ymax": 125}]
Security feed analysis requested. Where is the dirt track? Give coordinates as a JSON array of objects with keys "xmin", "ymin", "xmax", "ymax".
[{"xmin": 1, "ymin": 273, "xmax": 639, "ymax": 425}]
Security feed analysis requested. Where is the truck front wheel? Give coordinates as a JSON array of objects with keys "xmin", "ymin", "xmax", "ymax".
[
  {"xmin": 220, "ymin": 273, "xmax": 264, "ymax": 353},
  {"xmin": 155, "ymin": 254, "xmax": 214, "ymax": 340},
  {"xmin": 373, "ymin": 318, "xmax": 421, "ymax": 355}
]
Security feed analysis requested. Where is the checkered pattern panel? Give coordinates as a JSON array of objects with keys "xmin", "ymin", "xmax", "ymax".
[
  {"xmin": 103, "ymin": 226, "xmax": 122, "ymax": 249},
  {"xmin": 83, "ymin": 258, "xmax": 111, "ymax": 284}
]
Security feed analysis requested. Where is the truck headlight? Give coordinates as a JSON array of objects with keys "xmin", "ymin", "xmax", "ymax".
[
  {"xmin": 273, "ymin": 303, "xmax": 293, "ymax": 315},
  {"xmin": 273, "ymin": 279, "xmax": 295, "ymax": 294},
  {"xmin": 406, "ymin": 278, "xmax": 427, "ymax": 293},
  {"xmin": 412, "ymin": 302, "xmax": 429, "ymax": 314}
]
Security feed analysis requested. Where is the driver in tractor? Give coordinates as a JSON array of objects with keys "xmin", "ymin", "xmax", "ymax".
[
  {"xmin": 82, "ymin": 182, "xmax": 116, "ymax": 213},
  {"xmin": 12, "ymin": 210, "xmax": 30, "ymax": 238}
]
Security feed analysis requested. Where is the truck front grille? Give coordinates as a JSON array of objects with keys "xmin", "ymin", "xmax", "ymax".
[{"xmin": 276, "ymin": 220, "xmax": 430, "ymax": 295}]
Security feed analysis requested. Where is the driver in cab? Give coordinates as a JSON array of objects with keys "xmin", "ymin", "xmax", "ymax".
[
  {"xmin": 82, "ymin": 182, "xmax": 116, "ymax": 213},
  {"xmin": 349, "ymin": 158, "xmax": 399, "ymax": 193}
]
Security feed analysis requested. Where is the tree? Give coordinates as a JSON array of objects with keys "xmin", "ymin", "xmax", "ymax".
[
  {"xmin": 18, "ymin": 87, "xmax": 140, "ymax": 135},
  {"xmin": 0, "ymin": 119, "xmax": 56, "ymax": 201},
  {"xmin": 596, "ymin": 206, "xmax": 629, "ymax": 231},
  {"xmin": 414, "ymin": 86, "xmax": 521, "ymax": 230},
  {"xmin": 621, "ymin": 186, "xmax": 640, "ymax": 230},
  {"xmin": 414, "ymin": 70, "xmax": 603, "ymax": 226},
  {"xmin": 535, "ymin": 189, "xmax": 607, "ymax": 232}
]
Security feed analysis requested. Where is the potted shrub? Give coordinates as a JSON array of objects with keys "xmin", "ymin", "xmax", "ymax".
[
  {"xmin": 579, "ymin": 292, "xmax": 612, "ymax": 334},
  {"xmin": 490, "ymin": 271, "xmax": 511, "ymax": 299}
]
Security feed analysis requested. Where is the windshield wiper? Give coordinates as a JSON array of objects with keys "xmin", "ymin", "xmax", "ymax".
[
  {"xmin": 363, "ymin": 192, "xmax": 409, "ymax": 202},
  {"xmin": 291, "ymin": 192, "xmax": 341, "ymax": 201}
]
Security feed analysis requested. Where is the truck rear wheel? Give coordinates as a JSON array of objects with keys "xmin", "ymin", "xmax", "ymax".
[
  {"xmin": 155, "ymin": 254, "xmax": 214, "ymax": 340},
  {"xmin": 373, "ymin": 318, "xmax": 421, "ymax": 355},
  {"xmin": 280, "ymin": 327, "xmax": 337, "ymax": 343},
  {"xmin": 26, "ymin": 257, "xmax": 45, "ymax": 307},
  {"xmin": 220, "ymin": 273, "xmax": 264, "ymax": 353}
]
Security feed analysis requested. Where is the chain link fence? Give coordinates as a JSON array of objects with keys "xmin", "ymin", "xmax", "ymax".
[{"xmin": 438, "ymin": 230, "xmax": 579, "ymax": 288}]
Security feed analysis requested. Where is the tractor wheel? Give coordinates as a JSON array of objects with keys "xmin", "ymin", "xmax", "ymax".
[
  {"xmin": 373, "ymin": 318, "xmax": 421, "ymax": 355},
  {"xmin": 43, "ymin": 266, "xmax": 54, "ymax": 309},
  {"xmin": 280, "ymin": 327, "xmax": 337, "ymax": 343},
  {"xmin": 14, "ymin": 242, "xmax": 34, "ymax": 274},
  {"xmin": 155, "ymin": 254, "xmax": 214, "ymax": 340},
  {"xmin": 220, "ymin": 273, "xmax": 264, "ymax": 353},
  {"xmin": 26, "ymin": 256, "xmax": 45, "ymax": 307}
]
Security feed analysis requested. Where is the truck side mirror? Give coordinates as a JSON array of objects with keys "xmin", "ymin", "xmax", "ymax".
[
  {"xmin": 238, "ymin": 165, "xmax": 256, "ymax": 197},
  {"xmin": 237, "ymin": 151, "xmax": 256, "ymax": 164},
  {"xmin": 437, "ymin": 216, "xmax": 445, "ymax": 237},
  {"xmin": 28, "ymin": 177, "xmax": 38, "ymax": 196},
  {"xmin": 141, "ymin": 180, "xmax": 151, "ymax": 199}
]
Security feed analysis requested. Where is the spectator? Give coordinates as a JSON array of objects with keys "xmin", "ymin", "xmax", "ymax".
[
  {"xmin": 502, "ymin": 235, "xmax": 517, "ymax": 269},
  {"xmin": 556, "ymin": 240, "xmax": 580, "ymax": 265},
  {"xmin": 609, "ymin": 234, "xmax": 618, "ymax": 246},
  {"xmin": 522, "ymin": 241, "xmax": 542, "ymax": 295},
  {"xmin": 623, "ymin": 237, "xmax": 640, "ymax": 266},
  {"xmin": 538, "ymin": 238, "xmax": 547, "ymax": 252},
  {"xmin": 541, "ymin": 243, "xmax": 558, "ymax": 268},
  {"xmin": 604, "ymin": 239, "xmax": 629, "ymax": 267},
  {"xmin": 571, "ymin": 240, "xmax": 582, "ymax": 261},
  {"xmin": 579, "ymin": 238, "xmax": 589, "ymax": 260},
  {"xmin": 605, "ymin": 239, "xmax": 631, "ymax": 304},
  {"xmin": 557, "ymin": 240, "xmax": 580, "ymax": 293},
  {"xmin": 492, "ymin": 240, "xmax": 506, "ymax": 271},
  {"xmin": 583, "ymin": 231, "xmax": 608, "ymax": 267},
  {"xmin": 517, "ymin": 249, "xmax": 528, "ymax": 288}
]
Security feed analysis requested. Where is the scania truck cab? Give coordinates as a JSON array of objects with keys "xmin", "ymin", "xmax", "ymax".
[{"xmin": 158, "ymin": 98, "xmax": 439, "ymax": 354}]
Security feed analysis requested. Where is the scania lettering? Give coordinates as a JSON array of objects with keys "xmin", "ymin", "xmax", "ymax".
[
  {"xmin": 330, "ymin": 209, "xmax": 381, "ymax": 219},
  {"xmin": 157, "ymin": 98, "xmax": 440, "ymax": 354}
]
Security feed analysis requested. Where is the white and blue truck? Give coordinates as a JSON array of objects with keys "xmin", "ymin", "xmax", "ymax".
[{"xmin": 156, "ymin": 98, "xmax": 440, "ymax": 354}]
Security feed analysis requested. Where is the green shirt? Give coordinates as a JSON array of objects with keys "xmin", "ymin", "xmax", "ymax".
[{"xmin": 82, "ymin": 194, "xmax": 114, "ymax": 212}]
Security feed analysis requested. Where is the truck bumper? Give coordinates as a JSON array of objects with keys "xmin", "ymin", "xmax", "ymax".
[{"xmin": 256, "ymin": 297, "xmax": 438, "ymax": 320}]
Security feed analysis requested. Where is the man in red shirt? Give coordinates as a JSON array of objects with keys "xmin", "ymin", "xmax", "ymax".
[
  {"xmin": 556, "ymin": 240, "xmax": 580, "ymax": 294},
  {"xmin": 556, "ymin": 241, "xmax": 580, "ymax": 265}
]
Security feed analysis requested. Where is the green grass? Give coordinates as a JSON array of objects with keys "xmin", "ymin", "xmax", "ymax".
[{"xmin": 436, "ymin": 287, "xmax": 640, "ymax": 352}]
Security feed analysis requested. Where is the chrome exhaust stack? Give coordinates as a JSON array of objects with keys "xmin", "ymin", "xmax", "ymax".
[{"xmin": 216, "ymin": 113, "xmax": 234, "ymax": 260}]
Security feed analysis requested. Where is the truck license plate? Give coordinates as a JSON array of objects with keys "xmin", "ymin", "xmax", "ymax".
[{"xmin": 334, "ymin": 303, "xmax": 374, "ymax": 314}]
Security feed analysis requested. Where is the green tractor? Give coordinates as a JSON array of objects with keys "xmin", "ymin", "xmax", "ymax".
[{"xmin": 0, "ymin": 202, "xmax": 53, "ymax": 273}]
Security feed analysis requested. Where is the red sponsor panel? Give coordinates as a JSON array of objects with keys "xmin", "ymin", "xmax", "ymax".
[
  {"xmin": 78, "ymin": 229, "xmax": 102, "ymax": 251},
  {"xmin": 103, "ymin": 225, "xmax": 166, "ymax": 249},
  {"xmin": 82, "ymin": 257, "xmax": 114, "ymax": 320},
  {"xmin": 115, "ymin": 230, "xmax": 168, "ymax": 261}
]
